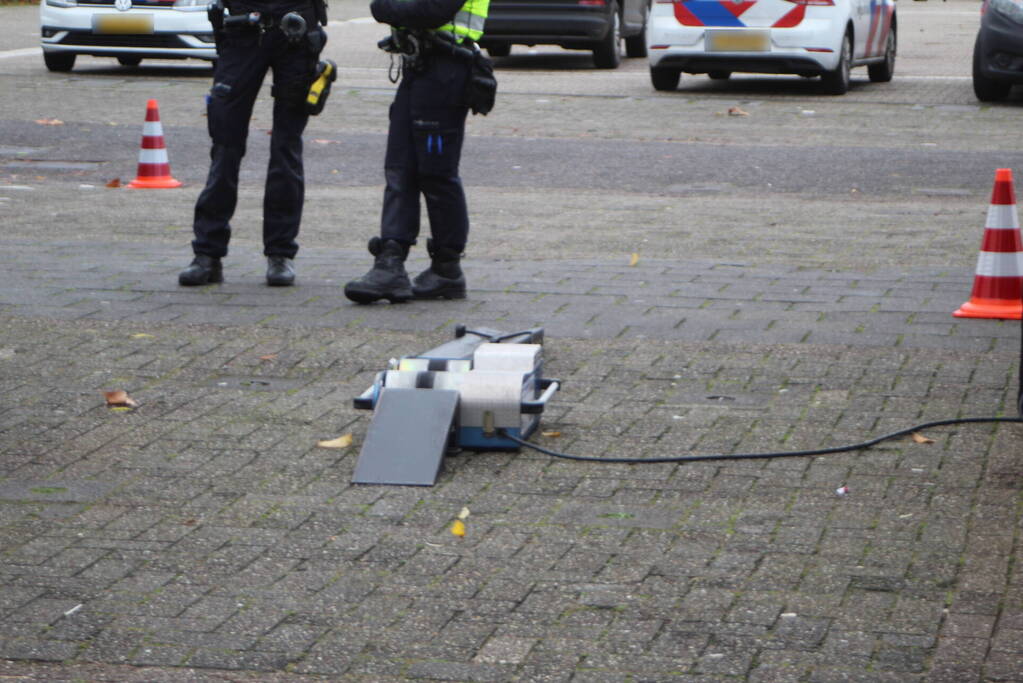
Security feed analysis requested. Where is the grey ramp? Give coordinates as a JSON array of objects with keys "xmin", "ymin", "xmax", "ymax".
[{"xmin": 352, "ymin": 387, "xmax": 460, "ymax": 486}]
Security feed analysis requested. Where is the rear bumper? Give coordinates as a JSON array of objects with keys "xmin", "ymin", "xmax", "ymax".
[
  {"xmin": 40, "ymin": 5, "xmax": 216, "ymax": 60},
  {"xmin": 480, "ymin": 8, "xmax": 611, "ymax": 47},
  {"xmin": 650, "ymin": 53, "xmax": 830, "ymax": 76}
]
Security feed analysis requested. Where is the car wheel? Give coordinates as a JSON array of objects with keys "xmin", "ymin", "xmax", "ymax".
[
  {"xmin": 708, "ymin": 70, "xmax": 731, "ymax": 80},
  {"xmin": 487, "ymin": 44, "xmax": 511, "ymax": 58},
  {"xmin": 624, "ymin": 0, "xmax": 649, "ymax": 58},
  {"xmin": 117, "ymin": 56, "xmax": 143, "ymax": 67},
  {"xmin": 593, "ymin": 2, "xmax": 622, "ymax": 69},
  {"xmin": 867, "ymin": 22, "xmax": 896, "ymax": 82},
  {"xmin": 973, "ymin": 33, "xmax": 1010, "ymax": 102},
  {"xmin": 43, "ymin": 51, "xmax": 76, "ymax": 72},
  {"xmin": 821, "ymin": 29, "xmax": 851, "ymax": 95},
  {"xmin": 650, "ymin": 66, "xmax": 680, "ymax": 91}
]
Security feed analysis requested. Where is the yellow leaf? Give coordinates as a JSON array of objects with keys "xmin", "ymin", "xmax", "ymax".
[
  {"xmin": 457, "ymin": 506, "xmax": 470, "ymax": 520},
  {"xmin": 910, "ymin": 432, "xmax": 935, "ymax": 444},
  {"xmin": 317, "ymin": 433, "xmax": 353, "ymax": 449},
  {"xmin": 628, "ymin": 253, "xmax": 639, "ymax": 267},
  {"xmin": 130, "ymin": 333, "xmax": 153, "ymax": 339},
  {"xmin": 451, "ymin": 519, "xmax": 466, "ymax": 537},
  {"xmin": 541, "ymin": 430, "xmax": 561, "ymax": 438}
]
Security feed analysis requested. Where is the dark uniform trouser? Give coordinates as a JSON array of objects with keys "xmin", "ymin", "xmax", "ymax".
[
  {"xmin": 192, "ymin": 16, "xmax": 318, "ymax": 260},
  {"xmin": 381, "ymin": 53, "xmax": 471, "ymax": 253}
]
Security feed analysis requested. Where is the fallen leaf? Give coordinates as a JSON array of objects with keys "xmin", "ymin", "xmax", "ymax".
[
  {"xmin": 259, "ymin": 354, "xmax": 278, "ymax": 362},
  {"xmin": 106, "ymin": 178, "xmax": 121, "ymax": 188},
  {"xmin": 727, "ymin": 107, "xmax": 749, "ymax": 117},
  {"xmin": 35, "ymin": 118, "xmax": 64, "ymax": 126},
  {"xmin": 541, "ymin": 430, "xmax": 561, "ymax": 438},
  {"xmin": 910, "ymin": 432, "xmax": 935, "ymax": 444},
  {"xmin": 450, "ymin": 519, "xmax": 466, "ymax": 537},
  {"xmin": 457, "ymin": 506, "xmax": 470, "ymax": 520},
  {"xmin": 130, "ymin": 333, "xmax": 153, "ymax": 339},
  {"xmin": 317, "ymin": 433, "xmax": 353, "ymax": 449},
  {"xmin": 628, "ymin": 253, "xmax": 640, "ymax": 267},
  {"xmin": 104, "ymin": 390, "xmax": 139, "ymax": 408}
]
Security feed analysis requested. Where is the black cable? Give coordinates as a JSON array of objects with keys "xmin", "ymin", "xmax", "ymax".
[{"xmin": 498, "ymin": 416, "xmax": 1023, "ymax": 464}]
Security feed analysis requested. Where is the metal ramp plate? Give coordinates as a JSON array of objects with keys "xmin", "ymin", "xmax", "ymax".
[{"xmin": 352, "ymin": 387, "xmax": 459, "ymax": 486}]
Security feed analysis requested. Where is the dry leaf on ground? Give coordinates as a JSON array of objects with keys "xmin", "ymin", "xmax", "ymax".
[
  {"xmin": 910, "ymin": 432, "xmax": 935, "ymax": 444},
  {"xmin": 104, "ymin": 390, "xmax": 139, "ymax": 408},
  {"xmin": 317, "ymin": 433, "xmax": 353, "ymax": 449}
]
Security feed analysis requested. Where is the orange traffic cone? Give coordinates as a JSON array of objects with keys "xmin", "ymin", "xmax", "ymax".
[
  {"xmin": 954, "ymin": 168, "xmax": 1023, "ymax": 320},
  {"xmin": 127, "ymin": 99, "xmax": 181, "ymax": 189}
]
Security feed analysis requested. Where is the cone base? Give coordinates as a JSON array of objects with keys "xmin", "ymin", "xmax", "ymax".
[
  {"xmin": 953, "ymin": 298, "xmax": 1023, "ymax": 320},
  {"xmin": 128, "ymin": 176, "xmax": 182, "ymax": 189}
]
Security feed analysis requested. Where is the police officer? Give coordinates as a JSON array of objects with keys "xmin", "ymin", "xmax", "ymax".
[
  {"xmin": 343, "ymin": 0, "xmax": 489, "ymax": 303},
  {"xmin": 178, "ymin": 0, "xmax": 327, "ymax": 287}
]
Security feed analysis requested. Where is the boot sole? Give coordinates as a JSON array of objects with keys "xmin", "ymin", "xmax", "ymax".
[
  {"xmin": 179, "ymin": 273, "xmax": 224, "ymax": 286},
  {"xmin": 413, "ymin": 287, "xmax": 467, "ymax": 300},
  {"xmin": 344, "ymin": 286, "xmax": 413, "ymax": 304}
]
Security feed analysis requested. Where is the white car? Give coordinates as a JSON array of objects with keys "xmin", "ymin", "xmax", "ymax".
[
  {"xmin": 40, "ymin": 0, "xmax": 216, "ymax": 72},
  {"xmin": 645, "ymin": 0, "xmax": 896, "ymax": 94}
]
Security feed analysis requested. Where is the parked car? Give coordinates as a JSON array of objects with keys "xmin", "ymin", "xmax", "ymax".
[
  {"xmin": 645, "ymin": 0, "xmax": 896, "ymax": 95},
  {"xmin": 973, "ymin": 0, "xmax": 1023, "ymax": 101},
  {"xmin": 479, "ymin": 0, "xmax": 650, "ymax": 69},
  {"xmin": 40, "ymin": 0, "xmax": 216, "ymax": 72}
]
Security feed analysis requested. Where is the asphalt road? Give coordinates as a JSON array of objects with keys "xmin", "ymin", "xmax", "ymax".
[{"xmin": 2, "ymin": 0, "xmax": 1022, "ymax": 272}]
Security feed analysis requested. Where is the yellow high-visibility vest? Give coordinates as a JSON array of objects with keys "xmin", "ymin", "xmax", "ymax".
[{"xmin": 435, "ymin": 0, "xmax": 489, "ymax": 42}]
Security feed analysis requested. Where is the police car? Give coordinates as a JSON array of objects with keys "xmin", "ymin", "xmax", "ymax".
[
  {"xmin": 645, "ymin": 0, "xmax": 897, "ymax": 94},
  {"xmin": 40, "ymin": 0, "xmax": 216, "ymax": 72}
]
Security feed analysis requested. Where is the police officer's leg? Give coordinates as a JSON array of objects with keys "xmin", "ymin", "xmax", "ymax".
[
  {"xmin": 182, "ymin": 29, "xmax": 268, "ymax": 286},
  {"xmin": 344, "ymin": 76, "xmax": 416, "ymax": 304},
  {"xmin": 411, "ymin": 56, "xmax": 470, "ymax": 300},
  {"xmin": 263, "ymin": 22, "xmax": 320, "ymax": 286}
]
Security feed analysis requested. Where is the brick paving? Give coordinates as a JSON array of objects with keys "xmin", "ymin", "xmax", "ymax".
[{"xmin": 1, "ymin": 238, "xmax": 1020, "ymax": 682}]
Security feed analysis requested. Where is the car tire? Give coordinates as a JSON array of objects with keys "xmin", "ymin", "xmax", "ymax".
[
  {"xmin": 117, "ymin": 56, "xmax": 143, "ymax": 67},
  {"xmin": 708, "ymin": 70, "xmax": 731, "ymax": 80},
  {"xmin": 650, "ymin": 66, "xmax": 680, "ymax": 91},
  {"xmin": 44, "ymin": 51, "xmax": 76, "ymax": 73},
  {"xmin": 867, "ymin": 22, "xmax": 896, "ymax": 82},
  {"xmin": 592, "ymin": 2, "xmax": 622, "ymax": 69},
  {"xmin": 821, "ymin": 29, "xmax": 851, "ymax": 95},
  {"xmin": 487, "ymin": 44, "xmax": 511, "ymax": 58},
  {"xmin": 973, "ymin": 33, "xmax": 1010, "ymax": 102}
]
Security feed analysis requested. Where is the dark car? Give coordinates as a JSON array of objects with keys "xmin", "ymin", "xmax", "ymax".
[
  {"xmin": 479, "ymin": 0, "xmax": 649, "ymax": 69},
  {"xmin": 973, "ymin": 0, "xmax": 1023, "ymax": 101}
]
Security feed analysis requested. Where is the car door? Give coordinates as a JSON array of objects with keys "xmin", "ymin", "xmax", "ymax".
[{"xmin": 851, "ymin": 0, "xmax": 893, "ymax": 60}]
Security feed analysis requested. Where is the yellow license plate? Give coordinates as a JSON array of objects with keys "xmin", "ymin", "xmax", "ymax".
[
  {"xmin": 93, "ymin": 14, "xmax": 154, "ymax": 34},
  {"xmin": 706, "ymin": 30, "xmax": 769, "ymax": 52}
]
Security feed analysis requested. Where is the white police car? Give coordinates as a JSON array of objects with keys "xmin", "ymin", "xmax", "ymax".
[
  {"xmin": 40, "ymin": 0, "xmax": 216, "ymax": 72},
  {"xmin": 646, "ymin": 0, "xmax": 896, "ymax": 94}
]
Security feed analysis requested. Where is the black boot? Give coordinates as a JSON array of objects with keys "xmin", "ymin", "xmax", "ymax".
[
  {"xmin": 266, "ymin": 256, "xmax": 296, "ymax": 287},
  {"xmin": 344, "ymin": 238, "xmax": 413, "ymax": 304},
  {"xmin": 412, "ymin": 239, "xmax": 466, "ymax": 300},
  {"xmin": 178, "ymin": 254, "xmax": 223, "ymax": 286}
]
